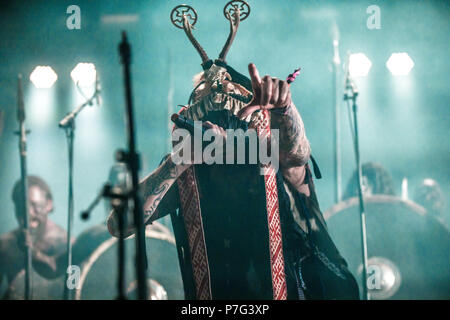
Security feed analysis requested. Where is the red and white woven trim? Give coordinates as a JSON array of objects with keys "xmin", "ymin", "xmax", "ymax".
[
  {"xmin": 252, "ymin": 109, "xmax": 287, "ymax": 300},
  {"xmin": 177, "ymin": 162, "xmax": 212, "ymax": 300},
  {"xmin": 176, "ymin": 108, "xmax": 286, "ymax": 300},
  {"xmin": 174, "ymin": 106, "xmax": 212, "ymax": 300}
]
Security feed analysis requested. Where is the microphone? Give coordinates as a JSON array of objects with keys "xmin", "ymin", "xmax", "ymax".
[
  {"xmin": 59, "ymin": 76, "xmax": 102, "ymax": 128},
  {"xmin": 344, "ymin": 53, "xmax": 359, "ymax": 99},
  {"xmin": 171, "ymin": 113, "xmax": 206, "ymax": 135},
  {"xmin": 95, "ymin": 75, "xmax": 102, "ymax": 107},
  {"xmin": 345, "ymin": 73, "xmax": 359, "ymax": 96}
]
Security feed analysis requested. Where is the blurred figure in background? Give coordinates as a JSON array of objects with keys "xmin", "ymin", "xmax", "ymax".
[
  {"xmin": 343, "ymin": 162, "xmax": 396, "ymax": 200},
  {"xmin": 0, "ymin": 176, "xmax": 67, "ymax": 295},
  {"xmin": 413, "ymin": 179, "xmax": 447, "ymax": 227}
]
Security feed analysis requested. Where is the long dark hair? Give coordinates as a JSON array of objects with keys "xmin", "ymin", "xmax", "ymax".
[{"xmin": 343, "ymin": 162, "xmax": 396, "ymax": 200}]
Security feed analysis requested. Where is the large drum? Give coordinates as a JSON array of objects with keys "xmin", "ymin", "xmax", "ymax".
[
  {"xmin": 324, "ymin": 195, "xmax": 450, "ymax": 299},
  {"xmin": 75, "ymin": 221, "xmax": 184, "ymax": 300},
  {"xmin": 4, "ymin": 269, "xmax": 64, "ymax": 300},
  {"xmin": 5, "ymin": 221, "xmax": 184, "ymax": 300}
]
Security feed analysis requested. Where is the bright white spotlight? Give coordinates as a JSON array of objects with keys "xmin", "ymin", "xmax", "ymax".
[
  {"xmin": 71, "ymin": 63, "xmax": 97, "ymax": 87},
  {"xmin": 30, "ymin": 66, "xmax": 58, "ymax": 89},
  {"xmin": 349, "ymin": 53, "xmax": 372, "ymax": 77},
  {"xmin": 386, "ymin": 53, "xmax": 414, "ymax": 76}
]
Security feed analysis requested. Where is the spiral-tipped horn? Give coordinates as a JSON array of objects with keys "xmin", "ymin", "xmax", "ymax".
[
  {"xmin": 218, "ymin": 0, "xmax": 250, "ymax": 62},
  {"xmin": 170, "ymin": 5, "xmax": 210, "ymax": 63}
]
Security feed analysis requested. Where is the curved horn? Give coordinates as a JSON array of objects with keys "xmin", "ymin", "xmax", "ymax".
[
  {"xmin": 218, "ymin": 8, "xmax": 240, "ymax": 62},
  {"xmin": 218, "ymin": 0, "xmax": 250, "ymax": 62},
  {"xmin": 170, "ymin": 5, "xmax": 210, "ymax": 63},
  {"xmin": 182, "ymin": 15, "xmax": 210, "ymax": 63}
]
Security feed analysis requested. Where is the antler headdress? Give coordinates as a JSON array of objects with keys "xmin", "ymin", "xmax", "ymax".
[{"xmin": 171, "ymin": 1, "xmax": 250, "ymax": 64}]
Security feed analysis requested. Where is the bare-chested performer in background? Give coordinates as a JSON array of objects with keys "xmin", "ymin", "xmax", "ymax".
[{"xmin": 0, "ymin": 176, "xmax": 67, "ymax": 295}]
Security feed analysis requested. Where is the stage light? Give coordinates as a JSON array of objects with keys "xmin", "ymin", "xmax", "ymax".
[
  {"xmin": 386, "ymin": 53, "xmax": 414, "ymax": 76},
  {"xmin": 29, "ymin": 66, "xmax": 58, "ymax": 88},
  {"xmin": 70, "ymin": 63, "xmax": 97, "ymax": 87},
  {"xmin": 349, "ymin": 53, "xmax": 372, "ymax": 77}
]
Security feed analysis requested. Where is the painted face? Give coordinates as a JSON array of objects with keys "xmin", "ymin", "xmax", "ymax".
[
  {"xmin": 204, "ymin": 65, "xmax": 230, "ymax": 88},
  {"xmin": 16, "ymin": 185, "xmax": 52, "ymax": 233},
  {"xmin": 191, "ymin": 64, "xmax": 252, "ymax": 108}
]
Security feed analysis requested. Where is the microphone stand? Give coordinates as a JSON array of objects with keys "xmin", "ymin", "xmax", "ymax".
[
  {"xmin": 344, "ymin": 75, "xmax": 370, "ymax": 300},
  {"xmin": 59, "ymin": 80, "xmax": 100, "ymax": 300},
  {"xmin": 113, "ymin": 185, "xmax": 128, "ymax": 301},
  {"xmin": 118, "ymin": 31, "xmax": 148, "ymax": 300},
  {"xmin": 81, "ymin": 176, "xmax": 128, "ymax": 300},
  {"xmin": 16, "ymin": 74, "xmax": 33, "ymax": 300},
  {"xmin": 166, "ymin": 50, "xmax": 174, "ymax": 155},
  {"xmin": 332, "ymin": 40, "xmax": 342, "ymax": 204}
]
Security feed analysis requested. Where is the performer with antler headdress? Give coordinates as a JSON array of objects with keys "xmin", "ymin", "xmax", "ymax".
[{"xmin": 108, "ymin": 1, "xmax": 359, "ymax": 300}]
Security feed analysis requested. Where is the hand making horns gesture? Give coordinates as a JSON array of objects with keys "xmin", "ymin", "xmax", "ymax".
[{"xmin": 237, "ymin": 63, "xmax": 292, "ymax": 119}]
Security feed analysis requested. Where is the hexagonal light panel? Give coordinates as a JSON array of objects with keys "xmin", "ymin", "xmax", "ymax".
[
  {"xmin": 30, "ymin": 66, "xmax": 58, "ymax": 88},
  {"xmin": 70, "ymin": 62, "xmax": 97, "ymax": 87},
  {"xmin": 349, "ymin": 53, "xmax": 372, "ymax": 77},
  {"xmin": 386, "ymin": 53, "xmax": 414, "ymax": 76}
]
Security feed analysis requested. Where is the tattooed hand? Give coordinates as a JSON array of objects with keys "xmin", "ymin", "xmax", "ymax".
[
  {"xmin": 237, "ymin": 63, "xmax": 292, "ymax": 119},
  {"xmin": 271, "ymin": 101, "xmax": 310, "ymax": 168},
  {"xmin": 237, "ymin": 63, "xmax": 310, "ymax": 169}
]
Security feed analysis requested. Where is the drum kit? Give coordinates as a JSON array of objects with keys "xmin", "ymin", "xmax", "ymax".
[
  {"xmin": 6, "ymin": 195, "xmax": 448, "ymax": 300},
  {"xmin": 5, "ymin": 221, "xmax": 184, "ymax": 300},
  {"xmin": 324, "ymin": 195, "xmax": 450, "ymax": 300}
]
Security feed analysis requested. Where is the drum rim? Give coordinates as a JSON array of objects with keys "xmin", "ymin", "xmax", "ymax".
[
  {"xmin": 74, "ymin": 222, "xmax": 176, "ymax": 300},
  {"xmin": 323, "ymin": 195, "xmax": 427, "ymax": 221}
]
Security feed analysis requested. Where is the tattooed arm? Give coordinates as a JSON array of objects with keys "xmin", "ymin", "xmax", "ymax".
[
  {"xmin": 141, "ymin": 156, "xmax": 187, "ymax": 222},
  {"xmin": 106, "ymin": 118, "xmax": 229, "ymax": 238},
  {"xmin": 237, "ymin": 63, "xmax": 311, "ymax": 191},
  {"xmin": 238, "ymin": 63, "xmax": 310, "ymax": 169},
  {"xmin": 270, "ymin": 102, "xmax": 311, "ymax": 168},
  {"xmin": 271, "ymin": 103, "xmax": 311, "ymax": 195},
  {"xmin": 107, "ymin": 156, "xmax": 189, "ymax": 238}
]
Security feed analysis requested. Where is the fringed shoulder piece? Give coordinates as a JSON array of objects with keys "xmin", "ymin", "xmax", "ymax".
[{"xmin": 181, "ymin": 91, "xmax": 259, "ymax": 123}]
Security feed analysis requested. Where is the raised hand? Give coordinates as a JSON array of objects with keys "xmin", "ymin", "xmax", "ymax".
[{"xmin": 237, "ymin": 63, "xmax": 292, "ymax": 119}]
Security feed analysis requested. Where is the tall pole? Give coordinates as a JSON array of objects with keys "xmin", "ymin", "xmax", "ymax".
[
  {"xmin": 167, "ymin": 50, "xmax": 174, "ymax": 154},
  {"xmin": 59, "ymin": 76, "xmax": 100, "ymax": 300},
  {"xmin": 17, "ymin": 74, "xmax": 33, "ymax": 300},
  {"xmin": 352, "ymin": 98, "xmax": 369, "ymax": 300},
  {"xmin": 119, "ymin": 31, "xmax": 148, "ymax": 300},
  {"xmin": 344, "ymin": 75, "xmax": 370, "ymax": 300},
  {"xmin": 62, "ymin": 122, "xmax": 74, "ymax": 300},
  {"xmin": 163, "ymin": 51, "xmax": 175, "ymax": 228},
  {"xmin": 332, "ymin": 40, "xmax": 342, "ymax": 204}
]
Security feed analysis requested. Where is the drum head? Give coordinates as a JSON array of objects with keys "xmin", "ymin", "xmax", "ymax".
[
  {"xmin": 324, "ymin": 195, "xmax": 450, "ymax": 299},
  {"xmin": 5, "ymin": 269, "xmax": 65, "ymax": 300},
  {"xmin": 76, "ymin": 222, "xmax": 184, "ymax": 300}
]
